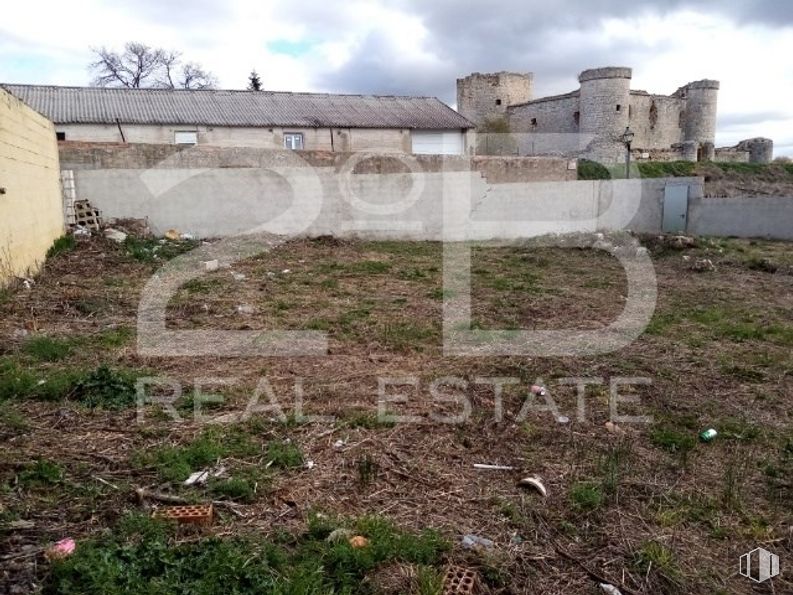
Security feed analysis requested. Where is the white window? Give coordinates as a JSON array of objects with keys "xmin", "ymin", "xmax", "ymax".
[
  {"xmin": 174, "ymin": 131, "xmax": 198, "ymax": 145},
  {"xmin": 283, "ymin": 133, "xmax": 304, "ymax": 150}
]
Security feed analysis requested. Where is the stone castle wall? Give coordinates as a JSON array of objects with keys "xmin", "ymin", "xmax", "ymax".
[
  {"xmin": 456, "ymin": 72, "xmax": 533, "ymax": 127},
  {"xmin": 458, "ymin": 66, "xmax": 732, "ymax": 162}
]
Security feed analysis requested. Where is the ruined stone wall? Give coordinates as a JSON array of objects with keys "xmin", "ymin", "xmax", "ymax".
[
  {"xmin": 456, "ymin": 72, "xmax": 533, "ymax": 127},
  {"xmin": 628, "ymin": 93, "xmax": 684, "ymax": 149},
  {"xmin": 58, "ymin": 142, "xmax": 576, "ymax": 182}
]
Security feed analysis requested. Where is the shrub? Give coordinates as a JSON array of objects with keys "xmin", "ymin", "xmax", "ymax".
[{"xmin": 577, "ymin": 159, "xmax": 612, "ymax": 180}]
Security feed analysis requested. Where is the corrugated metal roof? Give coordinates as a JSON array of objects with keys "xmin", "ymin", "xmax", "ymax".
[{"xmin": 1, "ymin": 84, "xmax": 473, "ymax": 130}]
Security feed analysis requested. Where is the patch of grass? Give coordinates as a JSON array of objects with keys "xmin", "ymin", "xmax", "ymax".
[
  {"xmin": 266, "ymin": 440, "xmax": 304, "ymax": 469},
  {"xmin": 632, "ymin": 541, "xmax": 681, "ymax": 589},
  {"xmin": 91, "ymin": 326, "xmax": 134, "ymax": 348},
  {"xmin": 46, "ymin": 235, "xmax": 76, "ymax": 259},
  {"xmin": 122, "ymin": 236, "xmax": 199, "ymax": 263},
  {"xmin": 22, "ymin": 336, "xmax": 73, "ymax": 361},
  {"xmin": 0, "ymin": 359, "xmax": 81, "ymax": 402},
  {"xmin": 208, "ymin": 476, "xmax": 258, "ymax": 503},
  {"xmin": 181, "ymin": 278, "xmax": 223, "ymax": 294},
  {"xmin": 569, "ymin": 482, "xmax": 604, "ymax": 512},
  {"xmin": 20, "ymin": 459, "xmax": 63, "ymax": 486},
  {"xmin": 380, "ymin": 322, "xmax": 438, "ymax": 352},
  {"xmin": 637, "ymin": 160, "xmax": 697, "ymax": 178},
  {"xmin": 46, "ymin": 512, "xmax": 448, "ymax": 594},
  {"xmin": 650, "ymin": 425, "xmax": 697, "ymax": 463},
  {"xmin": 415, "ymin": 565, "xmax": 444, "ymax": 595},
  {"xmin": 717, "ymin": 417, "xmax": 762, "ymax": 442},
  {"xmin": 139, "ymin": 427, "xmax": 260, "ymax": 483},
  {"xmin": 654, "ymin": 493, "xmax": 720, "ymax": 531},
  {"xmin": 0, "ymin": 406, "xmax": 29, "ymax": 435},
  {"xmin": 599, "ymin": 441, "xmax": 633, "ymax": 497}
]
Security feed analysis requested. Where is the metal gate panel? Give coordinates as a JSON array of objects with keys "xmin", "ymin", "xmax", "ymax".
[{"xmin": 662, "ymin": 184, "xmax": 689, "ymax": 233}]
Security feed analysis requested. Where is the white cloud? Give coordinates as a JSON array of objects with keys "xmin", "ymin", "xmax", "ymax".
[{"xmin": 1, "ymin": 0, "xmax": 790, "ymax": 154}]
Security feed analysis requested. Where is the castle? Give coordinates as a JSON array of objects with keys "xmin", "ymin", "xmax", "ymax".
[{"xmin": 457, "ymin": 67, "xmax": 772, "ymax": 163}]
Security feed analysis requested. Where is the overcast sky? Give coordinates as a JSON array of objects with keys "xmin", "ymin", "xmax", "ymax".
[{"xmin": 2, "ymin": 0, "xmax": 791, "ymax": 154}]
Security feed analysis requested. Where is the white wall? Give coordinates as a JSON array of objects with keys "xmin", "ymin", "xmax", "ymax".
[{"xmin": 70, "ymin": 161, "xmax": 702, "ymax": 240}]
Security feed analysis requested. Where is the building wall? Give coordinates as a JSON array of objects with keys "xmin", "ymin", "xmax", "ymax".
[
  {"xmin": 54, "ymin": 123, "xmax": 418, "ymax": 152},
  {"xmin": 0, "ymin": 88, "xmax": 64, "ymax": 283},
  {"xmin": 578, "ymin": 67, "xmax": 632, "ymax": 140}
]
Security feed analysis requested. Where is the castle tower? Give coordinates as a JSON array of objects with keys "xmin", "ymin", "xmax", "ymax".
[
  {"xmin": 578, "ymin": 67, "xmax": 632, "ymax": 140},
  {"xmin": 456, "ymin": 72, "xmax": 533, "ymax": 127},
  {"xmin": 682, "ymin": 79, "xmax": 719, "ymax": 145}
]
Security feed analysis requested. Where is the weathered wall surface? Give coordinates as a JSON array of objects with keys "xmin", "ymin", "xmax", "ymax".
[
  {"xmin": 456, "ymin": 72, "xmax": 533, "ymax": 127},
  {"xmin": 688, "ymin": 196, "xmax": 793, "ymax": 240},
  {"xmin": 508, "ymin": 93, "xmax": 580, "ymax": 134},
  {"xmin": 59, "ymin": 143, "xmax": 575, "ymax": 180},
  {"xmin": 0, "ymin": 88, "xmax": 64, "ymax": 283},
  {"xmin": 55, "ymin": 123, "xmax": 415, "ymax": 152},
  {"xmin": 628, "ymin": 93, "xmax": 684, "ymax": 149}
]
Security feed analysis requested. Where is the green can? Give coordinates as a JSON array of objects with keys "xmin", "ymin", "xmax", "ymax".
[{"xmin": 699, "ymin": 428, "xmax": 718, "ymax": 442}]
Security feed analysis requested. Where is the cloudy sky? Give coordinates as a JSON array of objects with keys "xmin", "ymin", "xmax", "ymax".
[{"xmin": 2, "ymin": 0, "xmax": 791, "ymax": 154}]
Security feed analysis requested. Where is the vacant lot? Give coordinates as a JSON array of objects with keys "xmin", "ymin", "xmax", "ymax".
[{"xmin": 1, "ymin": 231, "xmax": 791, "ymax": 594}]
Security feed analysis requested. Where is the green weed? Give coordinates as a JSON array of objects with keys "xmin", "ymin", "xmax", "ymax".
[
  {"xmin": 46, "ymin": 235, "xmax": 76, "ymax": 259},
  {"xmin": 45, "ymin": 512, "xmax": 448, "ymax": 594},
  {"xmin": 569, "ymin": 482, "xmax": 604, "ymax": 512},
  {"xmin": 20, "ymin": 459, "xmax": 63, "ymax": 486},
  {"xmin": 632, "ymin": 541, "xmax": 681, "ymax": 589},
  {"xmin": 266, "ymin": 440, "xmax": 304, "ymax": 469},
  {"xmin": 71, "ymin": 365, "xmax": 137, "ymax": 409}
]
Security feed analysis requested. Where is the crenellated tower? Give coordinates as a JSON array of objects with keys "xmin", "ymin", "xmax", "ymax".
[{"xmin": 456, "ymin": 72, "xmax": 533, "ymax": 127}]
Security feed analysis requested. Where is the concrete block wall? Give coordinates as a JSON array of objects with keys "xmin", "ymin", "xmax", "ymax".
[{"xmin": 0, "ymin": 88, "xmax": 64, "ymax": 283}]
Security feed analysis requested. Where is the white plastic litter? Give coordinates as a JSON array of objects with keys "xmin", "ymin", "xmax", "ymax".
[
  {"xmin": 518, "ymin": 476, "xmax": 547, "ymax": 497},
  {"xmin": 473, "ymin": 463, "xmax": 515, "ymax": 471}
]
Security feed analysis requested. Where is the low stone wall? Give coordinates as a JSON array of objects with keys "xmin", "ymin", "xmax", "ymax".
[{"xmin": 59, "ymin": 142, "xmax": 576, "ymax": 183}]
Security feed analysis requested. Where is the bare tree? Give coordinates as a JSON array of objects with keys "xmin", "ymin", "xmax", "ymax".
[{"xmin": 89, "ymin": 42, "xmax": 217, "ymax": 89}]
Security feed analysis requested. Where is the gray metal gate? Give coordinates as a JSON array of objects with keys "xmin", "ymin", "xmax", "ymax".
[{"xmin": 662, "ymin": 184, "xmax": 689, "ymax": 233}]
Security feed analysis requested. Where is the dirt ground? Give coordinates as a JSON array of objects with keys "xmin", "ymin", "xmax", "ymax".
[{"xmin": 1, "ymin": 230, "xmax": 791, "ymax": 594}]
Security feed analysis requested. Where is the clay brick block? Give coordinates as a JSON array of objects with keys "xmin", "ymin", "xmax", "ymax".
[
  {"xmin": 152, "ymin": 504, "xmax": 213, "ymax": 525},
  {"xmin": 442, "ymin": 565, "xmax": 479, "ymax": 594}
]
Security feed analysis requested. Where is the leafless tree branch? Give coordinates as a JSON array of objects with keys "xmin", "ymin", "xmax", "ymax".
[{"xmin": 89, "ymin": 42, "xmax": 216, "ymax": 90}]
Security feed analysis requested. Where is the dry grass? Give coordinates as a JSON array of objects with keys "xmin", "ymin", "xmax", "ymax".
[{"xmin": 0, "ymin": 232, "xmax": 791, "ymax": 594}]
